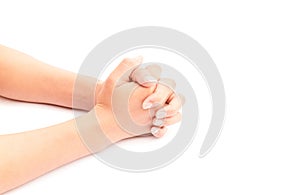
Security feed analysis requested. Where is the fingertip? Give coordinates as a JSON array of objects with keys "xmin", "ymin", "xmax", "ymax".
[
  {"xmin": 151, "ymin": 126, "xmax": 168, "ymax": 138},
  {"xmin": 142, "ymin": 94, "xmax": 156, "ymax": 109},
  {"xmin": 150, "ymin": 126, "xmax": 160, "ymax": 135},
  {"xmin": 130, "ymin": 66, "xmax": 158, "ymax": 87},
  {"xmin": 142, "ymin": 102, "xmax": 153, "ymax": 109},
  {"xmin": 152, "ymin": 118, "xmax": 164, "ymax": 127},
  {"xmin": 155, "ymin": 108, "xmax": 167, "ymax": 119}
]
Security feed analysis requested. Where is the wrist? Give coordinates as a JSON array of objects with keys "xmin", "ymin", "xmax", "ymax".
[
  {"xmin": 94, "ymin": 81, "xmax": 102, "ymax": 107},
  {"xmin": 93, "ymin": 105, "xmax": 132, "ymax": 143},
  {"xmin": 72, "ymin": 76, "xmax": 102, "ymax": 111},
  {"xmin": 74, "ymin": 108, "xmax": 117, "ymax": 154}
]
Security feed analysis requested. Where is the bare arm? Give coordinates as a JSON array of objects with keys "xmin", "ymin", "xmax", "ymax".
[
  {"xmin": 0, "ymin": 110, "xmax": 106, "ymax": 194},
  {"xmin": 0, "ymin": 45, "xmax": 99, "ymax": 110},
  {"xmin": 0, "ymin": 58, "xmax": 156, "ymax": 193},
  {"xmin": 0, "ymin": 56, "xmax": 183, "ymax": 194}
]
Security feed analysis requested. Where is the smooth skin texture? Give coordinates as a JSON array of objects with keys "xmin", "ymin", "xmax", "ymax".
[
  {"xmin": 0, "ymin": 46, "xmax": 183, "ymax": 193},
  {"xmin": 0, "ymin": 45, "xmax": 99, "ymax": 110},
  {"xmin": 0, "ymin": 45, "xmax": 182, "ymax": 131}
]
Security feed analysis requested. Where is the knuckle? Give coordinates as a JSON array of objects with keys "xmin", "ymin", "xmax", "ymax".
[
  {"xmin": 105, "ymin": 76, "xmax": 116, "ymax": 87},
  {"xmin": 121, "ymin": 58, "xmax": 135, "ymax": 66},
  {"xmin": 177, "ymin": 113, "xmax": 182, "ymax": 121},
  {"xmin": 122, "ymin": 58, "xmax": 130, "ymax": 64},
  {"xmin": 168, "ymin": 107, "xmax": 178, "ymax": 115}
]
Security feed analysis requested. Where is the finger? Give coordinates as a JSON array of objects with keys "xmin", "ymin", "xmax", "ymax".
[
  {"xmin": 150, "ymin": 126, "xmax": 168, "ymax": 138},
  {"xmin": 153, "ymin": 112, "xmax": 182, "ymax": 127},
  {"xmin": 152, "ymin": 117, "xmax": 164, "ymax": 127},
  {"xmin": 142, "ymin": 79, "xmax": 176, "ymax": 109},
  {"xmin": 176, "ymin": 93, "xmax": 186, "ymax": 105},
  {"xmin": 155, "ymin": 93, "xmax": 184, "ymax": 118},
  {"xmin": 130, "ymin": 64, "xmax": 162, "ymax": 87},
  {"xmin": 159, "ymin": 78, "xmax": 176, "ymax": 91},
  {"xmin": 145, "ymin": 64, "xmax": 162, "ymax": 79},
  {"xmin": 163, "ymin": 112, "xmax": 182, "ymax": 126},
  {"xmin": 103, "ymin": 56, "xmax": 143, "ymax": 96},
  {"xmin": 142, "ymin": 87, "xmax": 170, "ymax": 109},
  {"xmin": 130, "ymin": 67, "xmax": 157, "ymax": 87}
]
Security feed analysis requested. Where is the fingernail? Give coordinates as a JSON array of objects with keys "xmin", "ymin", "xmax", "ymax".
[
  {"xmin": 156, "ymin": 109, "xmax": 167, "ymax": 119},
  {"xmin": 151, "ymin": 127, "xmax": 159, "ymax": 135},
  {"xmin": 143, "ymin": 102, "xmax": 152, "ymax": 109},
  {"xmin": 153, "ymin": 118, "xmax": 164, "ymax": 126},
  {"xmin": 142, "ymin": 75, "xmax": 157, "ymax": 84}
]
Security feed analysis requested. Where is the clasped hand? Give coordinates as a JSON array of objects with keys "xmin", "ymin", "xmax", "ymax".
[{"xmin": 91, "ymin": 56, "xmax": 183, "ymax": 143}]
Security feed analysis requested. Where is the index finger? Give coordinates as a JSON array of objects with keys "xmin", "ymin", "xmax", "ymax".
[{"xmin": 130, "ymin": 64, "xmax": 162, "ymax": 87}]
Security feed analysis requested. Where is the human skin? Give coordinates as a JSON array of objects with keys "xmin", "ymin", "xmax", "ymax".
[
  {"xmin": 0, "ymin": 44, "xmax": 98, "ymax": 110},
  {"xmin": 0, "ymin": 86, "xmax": 160, "ymax": 193},
  {"xmin": 0, "ymin": 47, "xmax": 183, "ymax": 193},
  {"xmin": 0, "ymin": 45, "xmax": 182, "ymax": 130}
]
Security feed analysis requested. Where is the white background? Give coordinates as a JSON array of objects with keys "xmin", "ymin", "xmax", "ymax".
[{"xmin": 0, "ymin": 0, "xmax": 300, "ymax": 194}]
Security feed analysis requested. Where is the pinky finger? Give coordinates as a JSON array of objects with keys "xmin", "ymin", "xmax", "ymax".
[
  {"xmin": 150, "ymin": 126, "xmax": 168, "ymax": 138},
  {"xmin": 164, "ymin": 112, "xmax": 182, "ymax": 126}
]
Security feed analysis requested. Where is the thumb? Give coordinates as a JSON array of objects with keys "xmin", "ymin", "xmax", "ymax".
[
  {"xmin": 130, "ymin": 64, "xmax": 161, "ymax": 87},
  {"xmin": 103, "ymin": 56, "xmax": 143, "ymax": 96}
]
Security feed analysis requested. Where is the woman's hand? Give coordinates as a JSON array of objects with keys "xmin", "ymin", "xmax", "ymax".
[{"xmin": 93, "ymin": 57, "xmax": 183, "ymax": 143}]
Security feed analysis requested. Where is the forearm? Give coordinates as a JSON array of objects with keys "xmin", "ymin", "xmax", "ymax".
[
  {"xmin": 0, "ymin": 110, "xmax": 111, "ymax": 194},
  {"xmin": 0, "ymin": 45, "xmax": 100, "ymax": 110}
]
